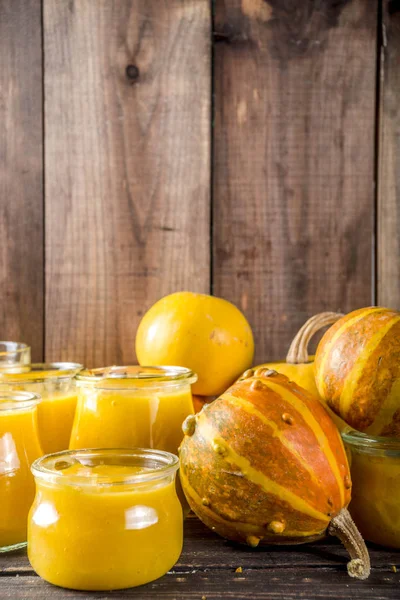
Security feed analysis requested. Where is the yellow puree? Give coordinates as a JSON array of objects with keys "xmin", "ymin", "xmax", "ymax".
[
  {"xmin": 70, "ymin": 384, "xmax": 194, "ymax": 455},
  {"xmin": 349, "ymin": 451, "xmax": 400, "ymax": 548},
  {"xmin": 0, "ymin": 378, "xmax": 78, "ymax": 455},
  {"xmin": 37, "ymin": 392, "xmax": 78, "ymax": 454},
  {"xmin": 0, "ymin": 407, "xmax": 42, "ymax": 548},
  {"xmin": 28, "ymin": 463, "xmax": 183, "ymax": 590}
]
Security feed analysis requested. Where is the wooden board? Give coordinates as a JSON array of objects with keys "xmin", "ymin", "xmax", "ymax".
[
  {"xmin": 0, "ymin": 0, "xmax": 43, "ymax": 360},
  {"xmin": 44, "ymin": 0, "xmax": 211, "ymax": 367},
  {"xmin": 1, "ymin": 518, "xmax": 399, "ymax": 599},
  {"xmin": 213, "ymin": 0, "xmax": 378, "ymax": 363},
  {"xmin": 377, "ymin": 2, "xmax": 400, "ymax": 307}
]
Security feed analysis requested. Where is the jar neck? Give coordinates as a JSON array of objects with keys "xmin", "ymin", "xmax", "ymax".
[
  {"xmin": 0, "ymin": 391, "xmax": 40, "ymax": 412},
  {"xmin": 0, "ymin": 342, "xmax": 30, "ymax": 372},
  {"xmin": 76, "ymin": 366, "xmax": 197, "ymax": 391},
  {"xmin": 32, "ymin": 448, "xmax": 180, "ymax": 489},
  {"xmin": 0, "ymin": 363, "xmax": 83, "ymax": 385}
]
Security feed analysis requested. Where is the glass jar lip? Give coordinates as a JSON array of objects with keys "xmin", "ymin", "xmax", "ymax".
[
  {"xmin": 0, "ymin": 362, "xmax": 83, "ymax": 383},
  {"xmin": 31, "ymin": 448, "xmax": 180, "ymax": 487},
  {"xmin": 76, "ymin": 365, "xmax": 197, "ymax": 389},
  {"xmin": 0, "ymin": 341, "xmax": 30, "ymax": 356},
  {"xmin": 0, "ymin": 390, "xmax": 41, "ymax": 411},
  {"xmin": 341, "ymin": 428, "xmax": 400, "ymax": 453}
]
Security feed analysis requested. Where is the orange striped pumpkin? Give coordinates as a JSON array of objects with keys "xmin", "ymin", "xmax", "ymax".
[
  {"xmin": 180, "ymin": 370, "xmax": 370, "ymax": 579},
  {"xmin": 315, "ymin": 307, "xmax": 400, "ymax": 436}
]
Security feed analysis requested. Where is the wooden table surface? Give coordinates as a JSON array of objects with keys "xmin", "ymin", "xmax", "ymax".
[{"xmin": 1, "ymin": 516, "xmax": 399, "ymax": 600}]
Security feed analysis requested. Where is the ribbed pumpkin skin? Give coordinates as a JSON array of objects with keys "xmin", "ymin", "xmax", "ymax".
[
  {"xmin": 179, "ymin": 371, "xmax": 351, "ymax": 546},
  {"xmin": 315, "ymin": 307, "xmax": 400, "ymax": 436}
]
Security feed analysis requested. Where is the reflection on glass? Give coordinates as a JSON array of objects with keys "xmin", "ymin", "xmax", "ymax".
[{"xmin": 125, "ymin": 505, "xmax": 158, "ymax": 530}]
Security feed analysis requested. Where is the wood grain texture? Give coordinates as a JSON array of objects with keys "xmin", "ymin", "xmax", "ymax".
[
  {"xmin": 0, "ymin": 0, "xmax": 43, "ymax": 360},
  {"xmin": 2, "ymin": 518, "xmax": 400, "ymax": 574},
  {"xmin": 213, "ymin": 0, "xmax": 377, "ymax": 363},
  {"xmin": 377, "ymin": 2, "xmax": 400, "ymax": 307},
  {"xmin": 1, "ymin": 571, "xmax": 399, "ymax": 600},
  {"xmin": 1, "ymin": 519, "xmax": 399, "ymax": 599},
  {"xmin": 44, "ymin": 0, "xmax": 211, "ymax": 366}
]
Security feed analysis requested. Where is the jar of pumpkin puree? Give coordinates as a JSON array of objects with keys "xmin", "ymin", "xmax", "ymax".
[
  {"xmin": 342, "ymin": 429, "xmax": 400, "ymax": 548},
  {"xmin": 28, "ymin": 448, "xmax": 183, "ymax": 590},
  {"xmin": 0, "ymin": 363, "xmax": 83, "ymax": 455},
  {"xmin": 70, "ymin": 366, "xmax": 197, "ymax": 454},
  {"xmin": 0, "ymin": 391, "xmax": 42, "ymax": 552}
]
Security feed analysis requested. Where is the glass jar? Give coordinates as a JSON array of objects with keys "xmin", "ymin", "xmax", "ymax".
[
  {"xmin": 0, "ymin": 342, "xmax": 30, "ymax": 373},
  {"xmin": 342, "ymin": 428, "xmax": 400, "ymax": 548},
  {"xmin": 0, "ymin": 363, "xmax": 83, "ymax": 455},
  {"xmin": 28, "ymin": 448, "xmax": 183, "ymax": 590},
  {"xmin": 0, "ymin": 391, "xmax": 42, "ymax": 552},
  {"xmin": 70, "ymin": 366, "xmax": 197, "ymax": 455}
]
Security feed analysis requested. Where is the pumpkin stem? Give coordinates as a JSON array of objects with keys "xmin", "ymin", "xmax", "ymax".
[
  {"xmin": 328, "ymin": 508, "xmax": 371, "ymax": 580},
  {"xmin": 286, "ymin": 312, "xmax": 344, "ymax": 364}
]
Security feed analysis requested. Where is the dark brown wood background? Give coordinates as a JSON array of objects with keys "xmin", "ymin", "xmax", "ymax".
[{"xmin": 0, "ymin": 0, "xmax": 396, "ymax": 367}]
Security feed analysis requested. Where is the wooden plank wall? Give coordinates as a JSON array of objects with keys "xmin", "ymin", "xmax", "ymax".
[
  {"xmin": 0, "ymin": 0, "xmax": 394, "ymax": 368},
  {"xmin": 213, "ymin": 0, "xmax": 377, "ymax": 362},
  {"xmin": 378, "ymin": 1, "xmax": 400, "ymax": 308},
  {"xmin": 0, "ymin": 0, "xmax": 44, "ymax": 361},
  {"xmin": 44, "ymin": 0, "xmax": 210, "ymax": 366}
]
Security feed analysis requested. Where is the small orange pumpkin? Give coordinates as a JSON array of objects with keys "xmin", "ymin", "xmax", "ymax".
[
  {"xmin": 315, "ymin": 307, "xmax": 400, "ymax": 436},
  {"xmin": 180, "ymin": 370, "xmax": 370, "ymax": 579}
]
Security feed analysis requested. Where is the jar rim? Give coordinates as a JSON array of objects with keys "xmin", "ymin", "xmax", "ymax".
[
  {"xmin": 341, "ymin": 428, "xmax": 400, "ymax": 453},
  {"xmin": 0, "ymin": 390, "xmax": 41, "ymax": 411},
  {"xmin": 0, "ymin": 341, "xmax": 30, "ymax": 356},
  {"xmin": 31, "ymin": 448, "xmax": 180, "ymax": 487},
  {"xmin": 76, "ymin": 365, "xmax": 197, "ymax": 388},
  {"xmin": 0, "ymin": 362, "xmax": 83, "ymax": 383}
]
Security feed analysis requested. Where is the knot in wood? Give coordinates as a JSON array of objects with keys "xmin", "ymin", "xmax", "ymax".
[{"xmin": 125, "ymin": 64, "xmax": 140, "ymax": 82}]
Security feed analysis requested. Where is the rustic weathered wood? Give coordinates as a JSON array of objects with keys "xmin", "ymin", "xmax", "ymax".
[
  {"xmin": 2, "ymin": 518, "xmax": 400, "ymax": 575},
  {"xmin": 0, "ymin": 0, "xmax": 43, "ymax": 360},
  {"xmin": 44, "ymin": 0, "xmax": 211, "ymax": 366},
  {"xmin": 1, "ymin": 519, "xmax": 399, "ymax": 599},
  {"xmin": 213, "ymin": 0, "xmax": 377, "ymax": 363},
  {"xmin": 377, "ymin": 2, "xmax": 400, "ymax": 307},
  {"xmin": 1, "ymin": 570, "xmax": 399, "ymax": 600}
]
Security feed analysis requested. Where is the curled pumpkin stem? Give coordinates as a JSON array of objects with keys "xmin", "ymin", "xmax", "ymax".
[
  {"xmin": 286, "ymin": 312, "xmax": 344, "ymax": 364},
  {"xmin": 328, "ymin": 508, "xmax": 371, "ymax": 580}
]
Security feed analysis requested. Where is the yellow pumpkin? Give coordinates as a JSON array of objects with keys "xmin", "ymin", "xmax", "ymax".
[
  {"xmin": 136, "ymin": 292, "xmax": 254, "ymax": 396},
  {"xmin": 251, "ymin": 312, "xmax": 348, "ymax": 432}
]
